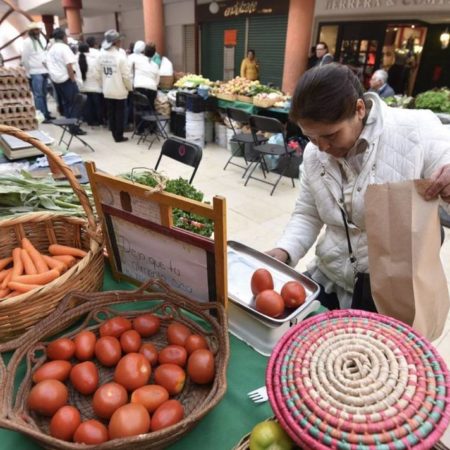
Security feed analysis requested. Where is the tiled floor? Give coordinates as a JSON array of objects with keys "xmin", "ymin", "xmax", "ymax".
[{"xmin": 41, "ymin": 121, "xmax": 450, "ymax": 444}]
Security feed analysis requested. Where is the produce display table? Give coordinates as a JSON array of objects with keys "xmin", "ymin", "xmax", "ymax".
[{"xmin": 216, "ymin": 98, "xmax": 290, "ymax": 118}]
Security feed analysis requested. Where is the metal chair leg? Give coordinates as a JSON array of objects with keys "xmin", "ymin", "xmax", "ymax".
[{"xmin": 244, "ymin": 158, "xmax": 261, "ymax": 186}]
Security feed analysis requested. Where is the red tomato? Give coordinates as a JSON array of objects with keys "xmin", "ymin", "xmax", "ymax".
[
  {"xmin": 50, "ymin": 405, "xmax": 81, "ymax": 441},
  {"xmin": 251, "ymin": 268, "xmax": 274, "ymax": 296},
  {"xmin": 281, "ymin": 280, "xmax": 306, "ymax": 308},
  {"xmin": 27, "ymin": 379, "xmax": 68, "ymax": 416},
  {"xmin": 131, "ymin": 385, "xmax": 169, "ymax": 413},
  {"xmin": 158, "ymin": 345, "xmax": 187, "ymax": 367},
  {"xmin": 95, "ymin": 336, "xmax": 122, "ymax": 367},
  {"xmin": 74, "ymin": 330, "xmax": 96, "ymax": 361},
  {"xmin": 120, "ymin": 329, "xmax": 142, "ymax": 353},
  {"xmin": 70, "ymin": 361, "xmax": 99, "ymax": 395},
  {"xmin": 151, "ymin": 400, "xmax": 184, "ymax": 432},
  {"xmin": 109, "ymin": 403, "xmax": 151, "ymax": 439},
  {"xmin": 184, "ymin": 334, "xmax": 208, "ymax": 354},
  {"xmin": 99, "ymin": 316, "xmax": 132, "ymax": 338},
  {"xmin": 74, "ymin": 420, "xmax": 109, "ymax": 445},
  {"xmin": 255, "ymin": 289, "xmax": 285, "ymax": 318},
  {"xmin": 166, "ymin": 322, "xmax": 191, "ymax": 346},
  {"xmin": 46, "ymin": 338, "xmax": 75, "ymax": 361},
  {"xmin": 139, "ymin": 343, "xmax": 159, "ymax": 366},
  {"xmin": 153, "ymin": 363, "xmax": 186, "ymax": 395},
  {"xmin": 133, "ymin": 313, "xmax": 160, "ymax": 337},
  {"xmin": 93, "ymin": 382, "xmax": 128, "ymax": 419},
  {"xmin": 114, "ymin": 353, "xmax": 151, "ymax": 391},
  {"xmin": 32, "ymin": 360, "xmax": 72, "ymax": 383},
  {"xmin": 187, "ymin": 349, "xmax": 215, "ymax": 384}
]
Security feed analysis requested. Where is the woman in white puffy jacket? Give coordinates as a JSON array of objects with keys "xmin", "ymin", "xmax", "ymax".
[{"xmin": 268, "ymin": 63, "xmax": 450, "ymax": 310}]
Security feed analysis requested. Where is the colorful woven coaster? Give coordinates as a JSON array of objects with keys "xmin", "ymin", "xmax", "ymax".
[{"xmin": 266, "ymin": 310, "xmax": 450, "ymax": 450}]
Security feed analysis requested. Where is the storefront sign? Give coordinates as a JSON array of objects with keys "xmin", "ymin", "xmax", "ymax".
[
  {"xmin": 197, "ymin": 0, "xmax": 289, "ymax": 22},
  {"xmin": 224, "ymin": 29, "xmax": 238, "ymax": 45},
  {"xmin": 318, "ymin": 0, "xmax": 450, "ymax": 14}
]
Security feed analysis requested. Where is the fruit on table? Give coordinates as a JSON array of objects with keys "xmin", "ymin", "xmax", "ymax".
[
  {"xmin": 280, "ymin": 280, "xmax": 306, "ymax": 309},
  {"xmin": 32, "ymin": 360, "xmax": 72, "ymax": 383},
  {"xmin": 95, "ymin": 336, "xmax": 122, "ymax": 367},
  {"xmin": 150, "ymin": 399, "xmax": 184, "ymax": 431},
  {"xmin": 184, "ymin": 334, "xmax": 208, "ymax": 354},
  {"xmin": 92, "ymin": 382, "xmax": 128, "ymax": 419},
  {"xmin": 158, "ymin": 344, "xmax": 188, "ymax": 367},
  {"xmin": 109, "ymin": 403, "xmax": 151, "ymax": 439},
  {"xmin": 46, "ymin": 338, "xmax": 75, "ymax": 361},
  {"xmin": 139, "ymin": 342, "xmax": 159, "ymax": 366},
  {"xmin": 70, "ymin": 361, "xmax": 99, "ymax": 395},
  {"xmin": 100, "ymin": 316, "xmax": 132, "ymax": 338},
  {"xmin": 28, "ymin": 379, "xmax": 68, "ymax": 416},
  {"xmin": 255, "ymin": 290, "xmax": 285, "ymax": 318},
  {"xmin": 49, "ymin": 405, "xmax": 81, "ymax": 441},
  {"xmin": 249, "ymin": 420, "xmax": 294, "ymax": 450},
  {"xmin": 131, "ymin": 384, "xmax": 169, "ymax": 413},
  {"xmin": 251, "ymin": 269, "xmax": 274, "ymax": 296},
  {"xmin": 166, "ymin": 322, "xmax": 191, "ymax": 346},
  {"xmin": 154, "ymin": 363, "xmax": 186, "ymax": 395},
  {"xmin": 120, "ymin": 329, "xmax": 142, "ymax": 353},
  {"xmin": 187, "ymin": 349, "xmax": 215, "ymax": 384},
  {"xmin": 74, "ymin": 330, "xmax": 96, "ymax": 361},
  {"xmin": 114, "ymin": 352, "xmax": 151, "ymax": 391},
  {"xmin": 74, "ymin": 419, "xmax": 109, "ymax": 445},
  {"xmin": 133, "ymin": 313, "xmax": 160, "ymax": 337}
]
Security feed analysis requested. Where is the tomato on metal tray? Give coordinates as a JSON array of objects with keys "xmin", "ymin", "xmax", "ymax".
[
  {"xmin": 255, "ymin": 290, "xmax": 285, "ymax": 318},
  {"xmin": 93, "ymin": 382, "xmax": 128, "ymax": 419},
  {"xmin": 281, "ymin": 280, "xmax": 306, "ymax": 309},
  {"xmin": 49, "ymin": 405, "xmax": 81, "ymax": 442},
  {"xmin": 109, "ymin": 403, "xmax": 151, "ymax": 439},
  {"xmin": 251, "ymin": 268, "xmax": 274, "ymax": 296}
]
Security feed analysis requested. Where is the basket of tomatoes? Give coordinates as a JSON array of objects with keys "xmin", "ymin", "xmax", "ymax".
[{"xmin": 0, "ymin": 279, "xmax": 229, "ymax": 449}]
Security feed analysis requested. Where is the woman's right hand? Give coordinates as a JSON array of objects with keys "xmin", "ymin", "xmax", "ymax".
[{"xmin": 265, "ymin": 248, "xmax": 290, "ymax": 263}]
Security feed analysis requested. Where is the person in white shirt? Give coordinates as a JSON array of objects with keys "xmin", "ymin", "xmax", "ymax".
[
  {"xmin": 21, "ymin": 22, "xmax": 54, "ymax": 122},
  {"xmin": 98, "ymin": 29, "xmax": 132, "ymax": 142},
  {"xmin": 46, "ymin": 28, "xmax": 85, "ymax": 135}
]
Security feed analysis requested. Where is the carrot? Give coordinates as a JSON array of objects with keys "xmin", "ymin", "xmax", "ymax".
[
  {"xmin": 48, "ymin": 244, "xmax": 87, "ymax": 259},
  {"xmin": 0, "ymin": 268, "xmax": 11, "ymax": 283},
  {"xmin": 42, "ymin": 255, "xmax": 67, "ymax": 273},
  {"xmin": 0, "ymin": 289, "xmax": 10, "ymax": 299},
  {"xmin": 0, "ymin": 257, "xmax": 12, "ymax": 272},
  {"xmin": 21, "ymin": 238, "xmax": 49, "ymax": 273},
  {"xmin": 11, "ymin": 248, "xmax": 24, "ymax": 279},
  {"xmin": 1, "ymin": 270, "xmax": 12, "ymax": 290},
  {"xmin": 52, "ymin": 255, "xmax": 77, "ymax": 267},
  {"xmin": 8, "ymin": 281, "xmax": 43, "ymax": 293},
  {"xmin": 14, "ymin": 269, "xmax": 60, "ymax": 285},
  {"xmin": 5, "ymin": 290, "xmax": 20, "ymax": 299},
  {"xmin": 21, "ymin": 249, "xmax": 38, "ymax": 275}
]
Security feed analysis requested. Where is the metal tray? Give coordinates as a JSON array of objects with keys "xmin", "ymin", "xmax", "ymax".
[{"xmin": 227, "ymin": 241, "xmax": 320, "ymax": 326}]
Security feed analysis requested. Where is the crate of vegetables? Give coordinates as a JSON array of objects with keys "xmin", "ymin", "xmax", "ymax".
[
  {"xmin": 0, "ymin": 125, "xmax": 104, "ymax": 342},
  {"xmin": 0, "ymin": 279, "xmax": 229, "ymax": 449}
]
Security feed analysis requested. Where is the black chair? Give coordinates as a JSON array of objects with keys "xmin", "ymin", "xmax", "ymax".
[
  {"xmin": 132, "ymin": 91, "xmax": 169, "ymax": 149},
  {"xmin": 224, "ymin": 107, "xmax": 267, "ymax": 178},
  {"xmin": 155, "ymin": 137, "xmax": 202, "ymax": 184},
  {"xmin": 246, "ymin": 115, "xmax": 299, "ymax": 196},
  {"xmin": 51, "ymin": 93, "xmax": 94, "ymax": 152}
]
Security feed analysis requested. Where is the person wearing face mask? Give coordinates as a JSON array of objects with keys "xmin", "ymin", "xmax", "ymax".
[{"xmin": 267, "ymin": 63, "xmax": 450, "ymax": 311}]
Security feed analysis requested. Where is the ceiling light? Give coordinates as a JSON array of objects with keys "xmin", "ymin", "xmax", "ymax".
[
  {"xmin": 440, "ymin": 28, "xmax": 449, "ymax": 49},
  {"xmin": 209, "ymin": 1, "xmax": 219, "ymax": 14}
]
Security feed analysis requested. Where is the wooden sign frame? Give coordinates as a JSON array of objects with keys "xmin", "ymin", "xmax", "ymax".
[{"xmin": 85, "ymin": 161, "xmax": 228, "ymax": 308}]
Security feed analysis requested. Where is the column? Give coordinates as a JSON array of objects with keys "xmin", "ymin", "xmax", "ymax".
[
  {"xmin": 62, "ymin": 0, "xmax": 83, "ymax": 38},
  {"xmin": 282, "ymin": 0, "xmax": 315, "ymax": 95},
  {"xmin": 42, "ymin": 15, "xmax": 54, "ymax": 39},
  {"xmin": 142, "ymin": 0, "xmax": 165, "ymax": 55}
]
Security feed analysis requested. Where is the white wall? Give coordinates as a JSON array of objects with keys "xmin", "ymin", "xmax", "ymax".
[
  {"xmin": 165, "ymin": 0, "xmax": 195, "ymax": 25},
  {"xmin": 119, "ymin": 9, "xmax": 145, "ymax": 49},
  {"xmin": 166, "ymin": 25, "xmax": 185, "ymax": 71},
  {"xmin": 83, "ymin": 13, "xmax": 116, "ymax": 34}
]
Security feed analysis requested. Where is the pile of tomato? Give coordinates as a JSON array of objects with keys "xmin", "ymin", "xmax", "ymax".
[
  {"xmin": 27, "ymin": 313, "xmax": 215, "ymax": 444},
  {"xmin": 251, "ymin": 269, "xmax": 307, "ymax": 318}
]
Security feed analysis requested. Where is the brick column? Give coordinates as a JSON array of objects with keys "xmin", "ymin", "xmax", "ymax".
[
  {"xmin": 282, "ymin": 0, "xmax": 315, "ymax": 95},
  {"xmin": 62, "ymin": 0, "xmax": 83, "ymax": 38},
  {"xmin": 142, "ymin": 0, "xmax": 165, "ymax": 55},
  {"xmin": 42, "ymin": 15, "xmax": 54, "ymax": 38}
]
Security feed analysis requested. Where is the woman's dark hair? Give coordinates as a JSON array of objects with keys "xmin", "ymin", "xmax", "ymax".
[
  {"xmin": 86, "ymin": 36, "xmax": 96, "ymax": 48},
  {"xmin": 144, "ymin": 43, "xmax": 156, "ymax": 58},
  {"xmin": 78, "ymin": 43, "xmax": 89, "ymax": 81},
  {"xmin": 316, "ymin": 41, "xmax": 329, "ymax": 51},
  {"xmin": 52, "ymin": 28, "xmax": 66, "ymax": 41},
  {"xmin": 290, "ymin": 63, "xmax": 366, "ymax": 124},
  {"xmin": 247, "ymin": 49, "xmax": 255, "ymax": 56}
]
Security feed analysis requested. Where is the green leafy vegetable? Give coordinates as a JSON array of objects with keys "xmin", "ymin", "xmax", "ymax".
[{"xmin": 414, "ymin": 88, "xmax": 450, "ymax": 113}]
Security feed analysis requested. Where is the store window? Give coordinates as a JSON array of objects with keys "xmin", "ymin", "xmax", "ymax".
[{"xmin": 318, "ymin": 25, "xmax": 338, "ymax": 55}]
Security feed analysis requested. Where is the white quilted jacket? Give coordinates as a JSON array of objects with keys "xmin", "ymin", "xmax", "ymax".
[{"xmin": 277, "ymin": 93, "xmax": 450, "ymax": 298}]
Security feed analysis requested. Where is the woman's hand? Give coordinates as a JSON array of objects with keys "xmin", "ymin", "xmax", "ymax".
[
  {"xmin": 265, "ymin": 248, "xmax": 290, "ymax": 263},
  {"xmin": 425, "ymin": 164, "xmax": 450, "ymax": 203}
]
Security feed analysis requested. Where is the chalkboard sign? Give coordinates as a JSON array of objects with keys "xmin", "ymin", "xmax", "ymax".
[{"xmin": 86, "ymin": 162, "xmax": 228, "ymax": 307}]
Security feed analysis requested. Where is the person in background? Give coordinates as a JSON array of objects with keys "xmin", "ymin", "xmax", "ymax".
[
  {"xmin": 126, "ymin": 42, "xmax": 135, "ymax": 56},
  {"xmin": 266, "ymin": 63, "xmax": 450, "ymax": 311},
  {"xmin": 21, "ymin": 22, "xmax": 55, "ymax": 122},
  {"xmin": 98, "ymin": 29, "xmax": 132, "ymax": 143},
  {"xmin": 314, "ymin": 42, "xmax": 333, "ymax": 67},
  {"xmin": 78, "ymin": 42, "xmax": 103, "ymax": 126},
  {"xmin": 240, "ymin": 49, "xmax": 259, "ymax": 81},
  {"xmin": 46, "ymin": 28, "xmax": 85, "ymax": 135},
  {"xmin": 369, "ymin": 69, "xmax": 395, "ymax": 98},
  {"xmin": 86, "ymin": 36, "xmax": 99, "ymax": 52},
  {"xmin": 147, "ymin": 42, "xmax": 162, "ymax": 68}
]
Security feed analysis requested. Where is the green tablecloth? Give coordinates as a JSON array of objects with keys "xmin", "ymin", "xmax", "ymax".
[
  {"xmin": 0, "ymin": 266, "xmax": 276, "ymax": 450},
  {"xmin": 217, "ymin": 98, "xmax": 290, "ymax": 117}
]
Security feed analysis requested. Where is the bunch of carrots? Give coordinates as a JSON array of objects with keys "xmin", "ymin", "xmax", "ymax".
[{"xmin": 0, "ymin": 238, "xmax": 88, "ymax": 299}]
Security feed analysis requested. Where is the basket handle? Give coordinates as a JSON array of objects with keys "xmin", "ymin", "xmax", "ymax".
[
  {"xmin": 0, "ymin": 125, "xmax": 97, "ymax": 234},
  {"xmin": 131, "ymin": 278, "xmax": 171, "ymax": 295}
]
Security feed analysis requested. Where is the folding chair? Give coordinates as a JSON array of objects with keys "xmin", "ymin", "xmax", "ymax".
[
  {"xmin": 246, "ymin": 115, "xmax": 299, "ymax": 196},
  {"xmin": 132, "ymin": 91, "xmax": 169, "ymax": 149},
  {"xmin": 155, "ymin": 137, "xmax": 202, "ymax": 184},
  {"xmin": 51, "ymin": 93, "xmax": 95, "ymax": 152},
  {"xmin": 224, "ymin": 107, "xmax": 267, "ymax": 178}
]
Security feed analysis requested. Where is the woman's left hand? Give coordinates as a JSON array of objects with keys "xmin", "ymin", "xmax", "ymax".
[{"xmin": 425, "ymin": 164, "xmax": 450, "ymax": 203}]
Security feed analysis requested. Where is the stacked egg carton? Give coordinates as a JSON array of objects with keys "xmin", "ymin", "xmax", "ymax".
[{"xmin": 0, "ymin": 67, "xmax": 37, "ymax": 130}]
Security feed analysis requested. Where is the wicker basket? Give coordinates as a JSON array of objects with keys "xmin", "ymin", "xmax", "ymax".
[
  {"xmin": 0, "ymin": 279, "xmax": 229, "ymax": 449},
  {"xmin": 159, "ymin": 75, "xmax": 174, "ymax": 90},
  {"xmin": 216, "ymin": 93, "xmax": 237, "ymax": 102},
  {"xmin": 0, "ymin": 124, "xmax": 104, "ymax": 342},
  {"xmin": 252, "ymin": 96, "xmax": 277, "ymax": 108},
  {"xmin": 236, "ymin": 95, "xmax": 253, "ymax": 104}
]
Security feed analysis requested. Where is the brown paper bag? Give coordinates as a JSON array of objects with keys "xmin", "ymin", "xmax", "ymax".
[{"xmin": 365, "ymin": 179, "xmax": 450, "ymax": 341}]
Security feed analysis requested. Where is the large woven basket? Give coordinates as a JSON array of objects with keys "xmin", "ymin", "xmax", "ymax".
[
  {"xmin": 0, "ymin": 124, "xmax": 104, "ymax": 342},
  {"xmin": 266, "ymin": 310, "xmax": 450, "ymax": 450},
  {"xmin": 0, "ymin": 279, "xmax": 229, "ymax": 449}
]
